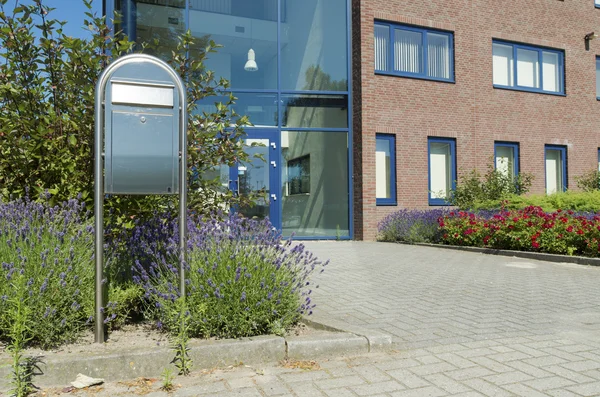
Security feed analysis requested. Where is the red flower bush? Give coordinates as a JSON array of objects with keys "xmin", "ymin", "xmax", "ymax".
[{"xmin": 439, "ymin": 206, "xmax": 600, "ymax": 257}]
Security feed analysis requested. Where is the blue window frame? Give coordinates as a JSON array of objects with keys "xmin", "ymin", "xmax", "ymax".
[
  {"xmin": 545, "ymin": 145, "xmax": 567, "ymax": 194},
  {"xmin": 492, "ymin": 40, "xmax": 565, "ymax": 95},
  {"xmin": 376, "ymin": 134, "xmax": 396, "ymax": 205},
  {"xmin": 494, "ymin": 141, "xmax": 520, "ymax": 180},
  {"xmin": 374, "ymin": 21, "xmax": 454, "ymax": 83},
  {"xmin": 428, "ymin": 137, "xmax": 456, "ymax": 205}
]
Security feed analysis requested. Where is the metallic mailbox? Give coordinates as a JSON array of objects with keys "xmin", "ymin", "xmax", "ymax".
[
  {"xmin": 95, "ymin": 54, "xmax": 188, "ymax": 344},
  {"xmin": 103, "ymin": 61, "xmax": 182, "ymax": 194}
]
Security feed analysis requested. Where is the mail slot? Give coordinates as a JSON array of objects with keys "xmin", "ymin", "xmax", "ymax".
[{"xmin": 103, "ymin": 62, "xmax": 182, "ymax": 194}]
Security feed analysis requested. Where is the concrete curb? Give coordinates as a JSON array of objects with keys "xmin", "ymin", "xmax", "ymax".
[
  {"xmin": 303, "ymin": 318, "xmax": 393, "ymax": 352},
  {"xmin": 404, "ymin": 242, "xmax": 600, "ymax": 267},
  {"xmin": 0, "ymin": 319, "xmax": 389, "ymax": 392}
]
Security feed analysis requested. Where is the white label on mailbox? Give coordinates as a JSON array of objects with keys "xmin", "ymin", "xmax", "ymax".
[{"xmin": 112, "ymin": 82, "xmax": 174, "ymax": 107}]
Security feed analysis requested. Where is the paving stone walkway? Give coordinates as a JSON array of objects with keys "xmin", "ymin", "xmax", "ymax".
[{"xmin": 40, "ymin": 242, "xmax": 600, "ymax": 397}]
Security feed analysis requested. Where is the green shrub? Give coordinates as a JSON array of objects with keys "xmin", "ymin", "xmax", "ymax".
[
  {"xmin": 0, "ymin": 198, "xmax": 95, "ymax": 348},
  {"xmin": 134, "ymin": 214, "xmax": 326, "ymax": 339},
  {"xmin": 449, "ymin": 164, "xmax": 533, "ymax": 209},
  {"xmin": 471, "ymin": 191, "xmax": 600, "ymax": 213},
  {"xmin": 0, "ymin": 0, "xmax": 257, "ymax": 228},
  {"xmin": 575, "ymin": 169, "xmax": 600, "ymax": 192},
  {"xmin": 377, "ymin": 209, "xmax": 448, "ymax": 243}
]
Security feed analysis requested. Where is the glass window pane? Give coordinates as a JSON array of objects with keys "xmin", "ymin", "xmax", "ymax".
[
  {"xmin": 123, "ymin": 0, "xmax": 186, "ymax": 60},
  {"xmin": 394, "ymin": 29, "xmax": 422, "ymax": 74},
  {"xmin": 376, "ymin": 138, "xmax": 392, "ymax": 199},
  {"xmin": 281, "ymin": 0, "xmax": 348, "ymax": 91},
  {"xmin": 596, "ymin": 58, "xmax": 600, "ymax": 98},
  {"xmin": 495, "ymin": 146, "xmax": 515, "ymax": 178},
  {"xmin": 493, "ymin": 43, "xmax": 514, "ymax": 86},
  {"xmin": 374, "ymin": 24, "xmax": 390, "ymax": 71},
  {"xmin": 542, "ymin": 51, "xmax": 559, "ymax": 92},
  {"xmin": 516, "ymin": 48, "xmax": 540, "ymax": 88},
  {"xmin": 430, "ymin": 142, "xmax": 451, "ymax": 199},
  {"xmin": 427, "ymin": 32, "xmax": 450, "ymax": 79},
  {"xmin": 281, "ymin": 131, "xmax": 349, "ymax": 237},
  {"xmin": 189, "ymin": 0, "xmax": 278, "ymax": 90},
  {"xmin": 195, "ymin": 93, "xmax": 278, "ymax": 127},
  {"xmin": 282, "ymin": 95, "xmax": 348, "ymax": 128},
  {"xmin": 545, "ymin": 149, "xmax": 563, "ymax": 194}
]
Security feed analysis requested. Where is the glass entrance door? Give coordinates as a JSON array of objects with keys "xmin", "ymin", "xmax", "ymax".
[{"xmin": 230, "ymin": 130, "xmax": 280, "ymax": 228}]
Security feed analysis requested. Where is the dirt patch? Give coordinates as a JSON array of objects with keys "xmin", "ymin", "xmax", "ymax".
[{"xmin": 0, "ymin": 321, "xmax": 315, "ymax": 362}]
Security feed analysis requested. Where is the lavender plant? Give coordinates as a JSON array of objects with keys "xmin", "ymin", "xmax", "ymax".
[
  {"xmin": 378, "ymin": 209, "xmax": 449, "ymax": 243},
  {"xmin": 131, "ymin": 213, "xmax": 327, "ymax": 339},
  {"xmin": 0, "ymin": 197, "xmax": 95, "ymax": 348}
]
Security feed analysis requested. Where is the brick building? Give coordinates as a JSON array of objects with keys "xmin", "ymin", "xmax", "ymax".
[{"xmin": 104, "ymin": 0, "xmax": 600, "ymax": 240}]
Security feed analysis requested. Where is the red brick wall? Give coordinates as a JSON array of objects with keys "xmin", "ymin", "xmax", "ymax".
[{"xmin": 354, "ymin": 0, "xmax": 600, "ymax": 240}]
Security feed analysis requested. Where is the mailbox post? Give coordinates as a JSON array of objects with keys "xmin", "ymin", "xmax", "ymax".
[{"xmin": 94, "ymin": 54, "xmax": 187, "ymax": 343}]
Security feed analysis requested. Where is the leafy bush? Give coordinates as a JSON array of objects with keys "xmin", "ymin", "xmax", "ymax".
[
  {"xmin": 439, "ymin": 207, "xmax": 600, "ymax": 257},
  {"xmin": 575, "ymin": 169, "xmax": 600, "ymax": 192},
  {"xmin": 449, "ymin": 164, "xmax": 533, "ymax": 209},
  {"xmin": 0, "ymin": 0, "xmax": 257, "ymax": 227},
  {"xmin": 0, "ymin": 197, "xmax": 95, "ymax": 348},
  {"xmin": 471, "ymin": 191, "xmax": 600, "ymax": 213},
  {"xmin": 129, "ymin": 213, "xmax": 327, "ymax": 339},
  {"xmin": 377, "ymin": 209, "xmax": 448, "ymax": 243}
]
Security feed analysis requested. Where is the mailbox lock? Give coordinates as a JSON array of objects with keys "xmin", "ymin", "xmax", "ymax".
[{"xmin": 140, "ymin": 116, "xmax": 146, "ymax": 123}]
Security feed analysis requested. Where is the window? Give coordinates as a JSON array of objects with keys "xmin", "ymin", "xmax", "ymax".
[
  {"xmin": 428, "ymin": 137, "xmax": 456, "ymax": 205},
  {"xmin": 492, "ymin": 40, "xmax": 564, "ymax": 95},
  {"xmin": 545, "ymin": 145, "xmax": 567, "ymax": 194},
  {"xmin": 374, "ymin": 22, "xmax": 454, "ymax": 82},
  {"xmin": 287, "ymin": 155, "xmax": 310, "ymax": 195},
  {"xmin": 376, "ymin": 134, "xmax": 396, "ymax": 205},
  {"xmin": 596, "ymin": 0, "xmax": 600, "ymax": 8},
  {"xmin": 597, "ymin": 148, "xmax": 600, "ymax": 171},
  {"xmin": 596, "ymin": 57, "xmax": 600, "ymax": 99},
  {"xmin": 494, "ymin": 142, "xmax": 519, "ymax": 180}
]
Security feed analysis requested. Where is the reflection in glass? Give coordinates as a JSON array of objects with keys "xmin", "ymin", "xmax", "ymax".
[
  {"xmin": 195, "ymin": 93, "xmax": 278, "ymax": 127},
  {"xmin": 188, "ymin": 0, "xmax": 278, "ymax": 90},
  {"xmin": 116, "ymin": 0, "xmax": 186, "ymax": 60},
  {"xmin": 281, "ymin": 0, "xmax": 348, "ymax": 91},
  {"xmin": 238, "ymin": 139, "xmax": 270, "ymax": 219},
  {"xmin": 282, "ymin": 95, "xmax": 348, "ymax": 128},
  {"xmin": 281, "ymin": 131, "xmax": 349, "ymax": 237}
]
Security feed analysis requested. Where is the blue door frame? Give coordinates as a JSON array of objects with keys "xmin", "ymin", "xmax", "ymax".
[{"xmin": 229, "ymin": 129, "xmax": 281, "ymax": 229}]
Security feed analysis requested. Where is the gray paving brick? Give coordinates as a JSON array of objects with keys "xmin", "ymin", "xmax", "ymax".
[
  {"xmin": 445, "ymin": 367, "xmax": 496, "ymax": 381},
  {"xmin": 567, "ymin": 381, "xmax": 600, "ymax": 396},
  {"xmin": 482, "ymin": 371, "xmax": 534, "ymax": 386},
  {"xmin": 286, "ymin": 382, "xmax": 327, "ymax": 397},
  {"xmin": 423, "ymin": 373, "xmax": 472, "ymax": 394},
  {"xmin": 543, "ymin": 365, "xmax": 597, "ymax": 384},
  {"xmin": 389, "ymin": 386, "xmax": 447, "ymax": 397},
  {"xmin": 409, "ymin": 362, "xmax": 458, "ymax": 376},
  {"xmin": 350, "ymin": 364, "xmax": 393, "ymax": 383},
  {"xmin": 436, "ymin": 353, "xmax": 477, "ymax": 369},
  {"xmin": 462, "ymin": 378, "xmax": 514, "ymax": 397},
  {"xmin": 386, "ymin": 368, "xmax": 431, "ymax": 388},
  {"xmin": 502, "ymin": 383, "xmax": 552, "ymax": 397},
  {"xmin": 523, "ymin": 376, "xmax": 575, "ymax": 391},
  {"xmin": 546, "ymin": 389, "xmax": 583, "ymax": 397},
  {"xmin": 469, "ymin": 356, "xmax": 514, "ymax": 373},
  {"xmin": 350, "ymin": 380, "xmax": 406, "ymax": 395},
  {"xmin": 315, "ymin": 375, "xmax": 366, "ymax": 390},
  {"xmin": 561, "ymin": 360, "xmax": 600, "ymax": 372}
]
